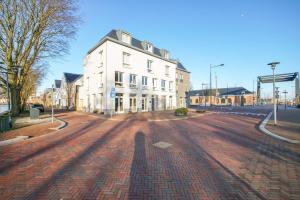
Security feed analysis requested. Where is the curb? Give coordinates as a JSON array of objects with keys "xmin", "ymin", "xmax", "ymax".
[
  {"xmin": 0, "ymin": 136, "xmax": 29, "ymax": 147},
  {"xmin": 259, "ymin": 112, "xmax": 300, "ymax": 144},
  {"xmin": 48, "ymin": 117, "xmax": 68, "ymax": 130}
]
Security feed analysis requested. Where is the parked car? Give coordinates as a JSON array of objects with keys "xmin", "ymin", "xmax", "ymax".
[
  {"xmin": 296, "ymin": 104, "xmax": 300, "ymax": 109},
  {"xmin": 31, "ymin": 104, "xmax": 44, "ymax": 112}
]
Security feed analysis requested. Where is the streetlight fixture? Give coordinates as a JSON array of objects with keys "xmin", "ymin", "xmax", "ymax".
[
  {"xmin": 210, "ymin": 64, "xmax": 224, "ymax": 106},
  {"xmin": 268, "ymin": 61, "xmax": 280, "ymax": 125}
]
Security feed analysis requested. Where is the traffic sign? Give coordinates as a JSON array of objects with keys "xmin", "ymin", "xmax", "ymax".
[{"xmin": 110, "ymin": 88, "xmax": 116, "ymax": 98}]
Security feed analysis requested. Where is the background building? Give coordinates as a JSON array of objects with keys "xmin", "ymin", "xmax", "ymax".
[
  {"xmin": 56, "ymin": 72, "xmax": 84, "ymax": 110},
  {"xmin": 175, "ymin": 61, "xmax": 190, "ymax": 108},
  {"xmin": 188, "ymin": 87, "xmax": 255, "ymax": 107}
]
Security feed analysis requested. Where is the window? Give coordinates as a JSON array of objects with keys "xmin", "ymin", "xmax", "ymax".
[
  {"xmin": 169, "ymin": 81, "xmax": 173, "ymax": 91},
  {"xmin": 123, "ymin": 52, "xmax": 130, "ymax": 68},
  {"xmin": 145, "ymin": 43, "xmax": 153, "ymax": 52},
  {"xmin": 165, "ymin": 65, "xmax": 170, "ymax": 76},
  {"xmin": 180, "ymin": 73, "xmax": 183, "ymax": 80},
  {"xmin": 152, "ymin": 78, "xmax": 157, "ymax": 90},
  {"xmin": 99, "ymin": 72, "xmax": 103, "ymax": 87},
  {"xmin": 86, "ymin": 77, "xmax": 90, "ymax": 91},
  {"xmin": 115, "ymin": 71, "xmax": 123, "ymax": 87},
  {"xmin": 129, "ymin": 74, "xmax": 137, "ymax": 88},
  {"xmin": 147, "ymin": 60, "xmax": 153, "ymax": 71},
  {"xmin": 121, "ymin": 32, "xmax": 131, "ymax": 44},
  {"xmin": 99, "ymin": 50, "xmax": 103, "ymax": 67},
  {"xmin": 142, "ymin": 76, "xmax": 148, "ymax": 89},
  {"xmin": 161, "ymin": 80, "xmax": 166, "ymax": 91}
]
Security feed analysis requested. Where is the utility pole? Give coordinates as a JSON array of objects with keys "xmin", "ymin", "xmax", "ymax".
[
  {"xmin": 210, "ymin": 64, "xmax": 224, "ymax": 106},
  {"xmin": 283, "ymin": 90, "xmax": 288, "ymax": 110},
  {"xmin": 215, "ymin": 73, "xmax": 218, "ymax": 105}
]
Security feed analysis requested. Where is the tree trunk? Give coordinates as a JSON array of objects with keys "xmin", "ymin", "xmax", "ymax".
[{"xmin": 10, "ymin": 87, "xmax": 21, "ymax": 116}]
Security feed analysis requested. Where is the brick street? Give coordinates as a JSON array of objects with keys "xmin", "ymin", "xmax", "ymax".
[{"xmin": 0, "ymin": 111, "xmax": 299, "ymax": 199}]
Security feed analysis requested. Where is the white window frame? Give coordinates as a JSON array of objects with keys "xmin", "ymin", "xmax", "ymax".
[
  {"xmin": 115, "ymin": 71, "xmax": 123, "ymax": 87},
  {"xmin": 147, "ymin": 60, "xmax": 153, "ymax": 72},
  {"xmin": 122, "ymin": 32, "xmax": 131, "ymax": 44},
  {"xmin": 165, "ymin": 65, "xmax": 170, "ymax": 76},
  {"xmin": 99, "ymin": 50, "xmax": 103, "ymax": 68},
  {"xmin": 129, "ymin": 74, "xmax": 137, "ymax": 88},
  {"xmin": 161, "ymin": 79, "xmax": 166, "ymax": 91},
  {"xmin": 145, "ymin": 43, "xmax": 153, "ymax": 52},
  {"xmin": 142, "ymin": 76, "xmax": 148, "ymax": 89},
  {"xmin": 123, "ymin": 52, "xmax": 130, "ymax": 68},
  {"xmin": 169, "ymin": 81, "xmax": 173, "ymax": 91},
  {"xmin": 99, "ymin": 72, "xmax": 103, "ymax": 88}
]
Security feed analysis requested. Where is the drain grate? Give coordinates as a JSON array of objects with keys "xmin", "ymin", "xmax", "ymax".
[{"xmin": 153, "ymin": 141, "xmax": 172, "ymax": 149}]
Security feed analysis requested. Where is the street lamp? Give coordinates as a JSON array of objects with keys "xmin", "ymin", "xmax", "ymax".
[
  {"xmin": 283, "ymin": 90, "xmax": 288, "ymax": 110},
  {"xmin": 202, "ymin": 83, "xmax": 208, "ymax": 107},
  {"xmin": 268, "ymin": 61, "xmax": 280, "ymax": 125},
  {"xmin": 210, "ymin": 64, "xmax": 224, "ymax": 106}
]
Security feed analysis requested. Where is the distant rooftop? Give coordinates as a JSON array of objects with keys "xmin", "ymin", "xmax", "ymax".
[
  {"xmin": 63, "ymin": 72, "xmax": 83, "ymax": 83},
  {"xmin": 189, "ymin": 87, "xmax": 253, "ymax": 96}
]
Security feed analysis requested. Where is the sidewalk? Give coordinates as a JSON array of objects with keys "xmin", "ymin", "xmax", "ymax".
[
  {"xmin": 266, "ymin": 108, "xmax": 300, "ymax": 141},
  {"xmin": 0, "ymin": 118, "xmax": 60, "ymax": 142}
]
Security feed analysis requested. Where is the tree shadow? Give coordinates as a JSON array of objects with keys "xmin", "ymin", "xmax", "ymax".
[
  {"xmin": 158, "ymin": 120, "xmax": 267, "ymax": 200},
  {"xmin": 0, "ymin": 118, "xmax": 107, "ymax": 174},
  {"xmin": 128, "ymin": 131, "xmax": 149, "ymax": 199},
  {"xmin": 24, "ymin": 116, "xmax": 132, "ymax": 199}
]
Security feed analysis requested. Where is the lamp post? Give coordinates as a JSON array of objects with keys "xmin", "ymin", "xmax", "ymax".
[
  {"xmin": 210, "ymin": 64, "xmax": 224, "ymax": 106},
  {"xmin": 202, "ymin": 83, "xmax": 208, "ymax": 107},
  {"xmin": 268, "ymin": 62, "xmax": 280, "ymax": 125},
  {"xmin": 283, "ymin": 90, "xmax": 288, "ymax": 110}
]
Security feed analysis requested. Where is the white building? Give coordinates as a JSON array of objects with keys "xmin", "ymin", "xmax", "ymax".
[
  {"xmin": 55, "ymin": 72, "xmax": 84, "ymax": 110},
  {"xmin": 84, "ymin": 29, "xmax": 178, "ymax": 114}
]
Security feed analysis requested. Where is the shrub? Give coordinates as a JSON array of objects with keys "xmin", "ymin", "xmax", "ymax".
[{"xmin": 175, "ymin": 107, "xmax": 188, "ymax": 116}]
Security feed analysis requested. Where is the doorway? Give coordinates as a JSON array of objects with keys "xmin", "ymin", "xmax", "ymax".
[
  {"xmin": 115, "ymin": 93, "xmax": 124, "ymax": 113},
  {"xmin": 142, "ymin": 95, "xmax": 147, "ymax": 111},
  {"xmin": 151, "ymin": 95, "xmax": 155, "ymax": 111},
  {"xmin": 130, "ymin": 95, "xmax": 137, "ymax": 112}
]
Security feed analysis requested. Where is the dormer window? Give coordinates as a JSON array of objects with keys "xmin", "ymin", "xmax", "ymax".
[
  {"xmin": 145, "ymin": 43, "xmax": 153, "ymax": 52},
  {"xmin": 121, "ymin": 32, "xmax": 131, "ymax": 44},
  {"xmin": 161, "ymin": 49, "xmax": 170, "ymax": 59}
]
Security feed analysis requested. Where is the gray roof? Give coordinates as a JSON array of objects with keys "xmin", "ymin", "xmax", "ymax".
[
  {"xmin": 87, "ymin": 29, "xmax": 176, "ymax": 63},
  {"xmin": 176, "ymin": 61, "xmax": 189, "ymax": 73},
  {"xmin": 189, "ymin": 87, "xmax": 253, "ymax": 96},
  {"xmin": 63, "ymin": 72, "xmax": 83, "ymax": 83},
  {"xmin": 54, "ymin": 80, "xmax": 61, "ymax": 88}
]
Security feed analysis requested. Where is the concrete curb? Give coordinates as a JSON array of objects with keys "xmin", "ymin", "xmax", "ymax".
[
  {"xmin": 48, "ymin": 117, "xmax": 68, "ymax": 130},
  {"xmin": 259, "ymin": 112, "xmax": 300, "ymax": 144},
  {"xmin": 0, "ymin": 136, "xmax": 29, "ymax": 147}
]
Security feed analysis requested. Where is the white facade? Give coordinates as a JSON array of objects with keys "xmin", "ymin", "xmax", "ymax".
[{"xmin": 84, "ymin": 30, "xmax": 177, "ymax": 114}]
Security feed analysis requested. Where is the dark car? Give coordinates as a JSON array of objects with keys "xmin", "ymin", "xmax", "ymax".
[
  {"xmin": 32, "ymin": 103, "xmax": 44, "ymax": 112},
  {"xmin": 296, "ymin": 104, "xmax": 300, "ymax": 109}
]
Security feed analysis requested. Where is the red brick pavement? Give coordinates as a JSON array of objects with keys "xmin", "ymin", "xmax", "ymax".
[{"xmin": 0, "ymin": 112, "xmax": 299, "ymax": 199}]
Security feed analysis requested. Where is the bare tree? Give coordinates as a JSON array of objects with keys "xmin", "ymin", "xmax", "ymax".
[
  {"xmin": 0, "ymin": 0, "xmax": 80, "ymax": 115},
  {"xmin": 64, "ymin": 81, "xmax": 75, "ymax": 111}
]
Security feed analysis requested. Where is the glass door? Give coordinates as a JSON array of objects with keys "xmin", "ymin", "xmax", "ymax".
[
  {"xmin": 115, "ymin": 93, "xmax": 124, "ymax": 113},
  {"xmin": 142, "ymin": 95, "xmax": 147, "ymax": 111},
  {"xmin": 130, "ymin": 96, "xmax": 137, "ymax": 112}
]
